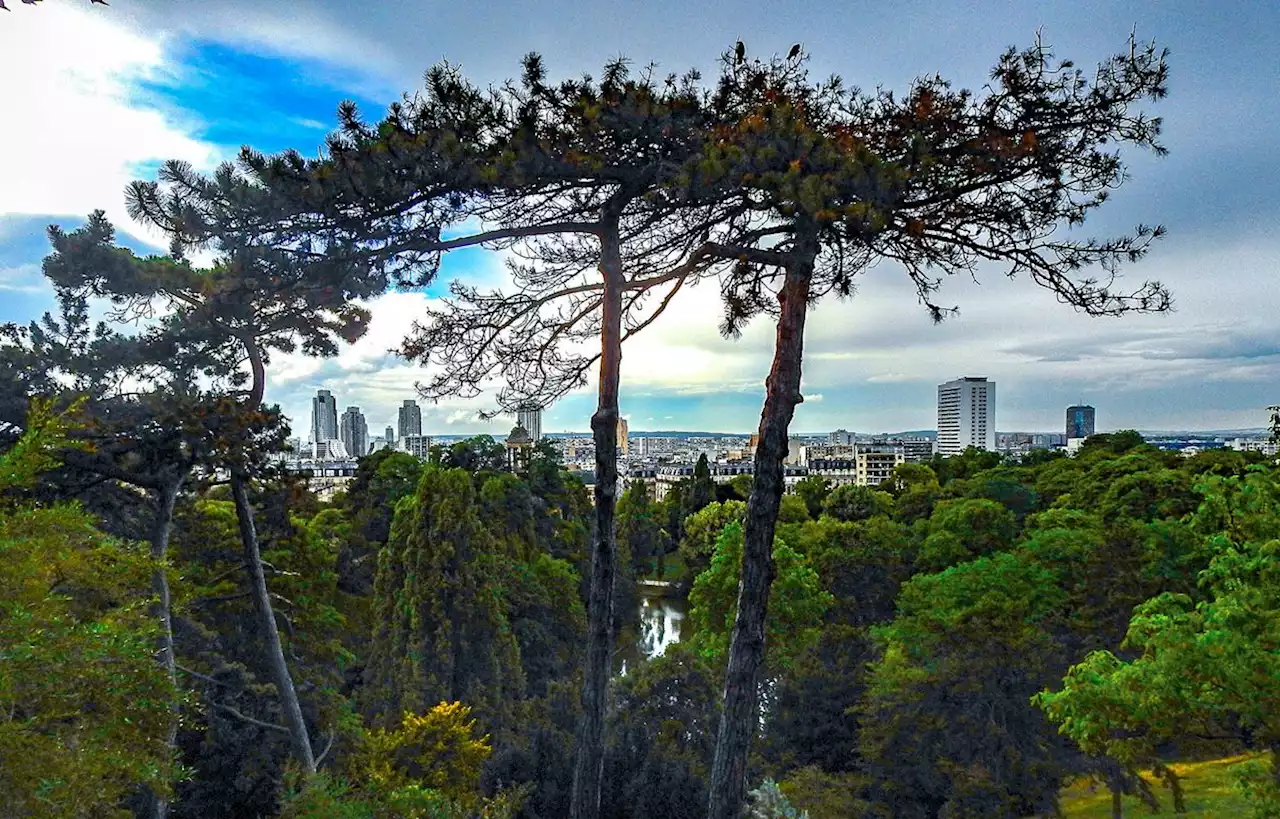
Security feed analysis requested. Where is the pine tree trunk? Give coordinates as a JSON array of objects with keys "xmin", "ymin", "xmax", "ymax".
[
  {"xmin": 231, "ymin": 469, "xmax": 317, "ymax": 774},
  {"xmin": 230, "ymin": 337, "xmax": 316, "ymax": 773},
  {"xmin": 569, "ymin": 214, "xmax": 624, "ymax": 819},
  {"xmin": 149, "ymin": 478, "xmax": 182, "ymax": 819},
  {"xmin": 707, "ymin": 242, "xmax": 815, "ymax": 819},
  {"xmin": 1110, "ymin": 786, "xmax": 1123, "ymax": 819}
]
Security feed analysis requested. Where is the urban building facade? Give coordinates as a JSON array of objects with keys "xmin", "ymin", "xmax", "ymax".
[
  {"xmin": 310, "ymin": 390, "xmax": 338, "ymax": 444},
  {"xmin": 653, "ymin": 462, "xmax": 808, "ymax": 501},
  {"xmin": 340, "ymin": 406, "xmax": 369, "ymax": 459},
  {"xmin": 397, "ymin": 400, "xmax": 423, "ymax": 441},
  {"xmin": 1229, "ymin": 437, "xmax": 1279, "ymax": 456},
  {"xmin": 384, "ymin": 425, "xmax": 395, "ymax": 445},
  {"xmin": 856, "ymin": 447, "xmax": 905, "ymax": 486},
  {"xmin": 896, "ymin": 437, "xmax": 934, "ymax": 462},
  {"xmin": 827, "ymin": 428, "xmax": 855, "ymax": 446},
  {"xmin": 800, "ymin": 443, "xmax": 856, "ymax": 465},
  {"xmin": 1066, "ymin": 405, "xmax": 1096, "ymax": 440},
  {"xmin": 807, "ymin": 457, "xmax": 858, "ymax": 487},
  {"xmin": 401, "ymin": 434, "xmax": 431, "ymax": 458},
  {"xmin": 937, "ymin": 376, "xmax": 995, "ymax": 456},
  {"xmin": 310, "ymin": 438, "xmax": 348, "ymax": 460}
]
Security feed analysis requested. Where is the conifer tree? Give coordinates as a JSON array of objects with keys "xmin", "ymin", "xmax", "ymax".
[
  {"xmin": 40, "ymin": 198, "xmax": 380, "ymax": 776},
  {"xmin": 695, "ymin": 36, "xmax": 1171, "ymax": 818},
  {"xmin": 366, "ymin": 466, "xmax": 524, "ymax": 734},
  {"xmin": 4, "ymin": 254, "xmax": 227, "ymax": 819},
  {"xmin": 236, "ymin": 55, "xmax": 734, "ymax": 818}
]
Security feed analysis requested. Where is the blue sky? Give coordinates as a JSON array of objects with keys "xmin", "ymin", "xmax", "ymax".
[{"xmin": 2, "ymin": 0, "xmax": 1279, "ymax": 436}]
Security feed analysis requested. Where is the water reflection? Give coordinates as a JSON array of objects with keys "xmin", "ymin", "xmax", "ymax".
[
  {"xmin": 639, "ymin": 595, "xmax": 685, "ymax": 658},
  {"xmin": 618, "ymin": 589, "xmax": 687, "ymax": 676}
]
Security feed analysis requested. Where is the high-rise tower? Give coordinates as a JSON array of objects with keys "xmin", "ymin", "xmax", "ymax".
[
  {"xmin": 340, "ymin": 406, "xmax": 369, "ymax": 458},
  {"xmin": 937, "ymin": 377, "xmax": 995, "ymax": 456},
  {"xmin": 310, "ymin": 389, "xmax": 338, "ymax": 443},
  {"xmin": 1066, "ymin": 405, "xmax": 1096, "ymax": 440},
  {"xmin": 516, "ymin": 404, "xmax": 543, "ymax": 444},
  {"xmin": 397, "ymin": 400, "xmax": 422, "ymax": 441}
]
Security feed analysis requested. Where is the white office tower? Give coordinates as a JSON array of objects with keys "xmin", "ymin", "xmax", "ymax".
[
  {"xmin": 937, "ymin": 377, "xmax": 995, "ymax": 456},
  {"xmin": 340, "ymin": 406, "xmax": 369, "ymax": 458},
  {"xmin": 517, "ymin": 404, "xmax": 543, "ymax": 444},
  {"xmin": 310, "ymin": 390, "xmax": 338, "ymax": 444},
  {"xmin": 398, "ymin": 400, "xmax": 422, "ymax": 440}
]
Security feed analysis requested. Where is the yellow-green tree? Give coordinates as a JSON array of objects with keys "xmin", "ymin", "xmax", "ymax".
[
  {"xmin": 281, "ymin": 701, "xmax": 528, "ymax": 819},
  {"xmin": 0, "ymin": 401, "xmax": 175, "ymax": 818}
]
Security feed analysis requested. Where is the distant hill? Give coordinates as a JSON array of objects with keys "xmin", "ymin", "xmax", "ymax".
[
  {"xmin": 1138, "ymin": 427, "xmax": 1269, "ymax": 438},
  {"xmin": 550, "ymin": 430, "xmax": 750, "ymax": 438}
]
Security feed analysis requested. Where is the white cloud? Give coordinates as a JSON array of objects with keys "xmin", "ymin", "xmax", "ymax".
[
  {"xmin": 866, "ymin": 372, "xmax": 914, "ymax": 384},
  {"xmin": 445, "ymin": 409, "xmax": 475, "ymax": 425},
  {"xmin": 0, "ymin": 6, "xmax": 218, "ymax": 234},
  {"xmin": 0, "ymin": 264, "xmax": 45, "ymax": 294},
  {"xmin": 806, "ymin": 393, "xmax": 824, "ymax": 403}
]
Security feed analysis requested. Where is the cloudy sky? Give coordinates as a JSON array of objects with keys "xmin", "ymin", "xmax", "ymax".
[{"xmin": 2, "ymin": 0, "xmax": 1278, "ymax": 436}]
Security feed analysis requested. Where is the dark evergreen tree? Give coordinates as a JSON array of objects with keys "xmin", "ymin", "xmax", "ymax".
[
  {"xmin": 616, "ymin": 480, "xmax": 664, "ymax": 577},
  {"xmin": 365, "ymin": 466, "xmax": 525, "ymax": 734},
  {"xmin": 685, "ymin": 454, "xmax": 717, "ymax": 518}
]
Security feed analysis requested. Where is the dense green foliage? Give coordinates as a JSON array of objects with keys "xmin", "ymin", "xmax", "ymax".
[
  {"xmin": 0, "ymin": 26, "xmax": 1199, "ymax": 819},
  {"xmin": 0, "ymin": 403, "xmax": 174, "ymax": 819},
  {"xmin": 10, "ymin": 379, "xmax": 1278, "ymax": 819}
]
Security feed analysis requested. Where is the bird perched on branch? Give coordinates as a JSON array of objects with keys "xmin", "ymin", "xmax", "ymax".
[
  {"xmin": 788, "ymin": 43, "xmax": 802, "ymax": 60},
  {"xmin": 1, "ymin": 0, "xmax": 109, "ymax": 8},
  {"xmin": 735, "ymin": 41, "xmax": 746, "ymax": 63}
]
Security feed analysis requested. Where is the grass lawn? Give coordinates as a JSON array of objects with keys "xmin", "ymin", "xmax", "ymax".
[{"xmin": 1057, "ymin": 753, "xmax": 1265, "ymax": 818}]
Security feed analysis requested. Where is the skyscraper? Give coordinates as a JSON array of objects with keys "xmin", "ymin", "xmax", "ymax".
[
  {"xmin": 385, "ymin": 425, "xmax": 395, "ymax": 445},
  {"xmin": 398, "ymin": 400, "xmax": 422, "ymax": 441},
  {"xmin": 516, "ymin": 404, "xmax": 542, "ymax": 444},
  {"xmin": 1066, "ymin": 405, "xmax": 1096, "ymax": 440},
  {"xmin": 936, "ymin": 376, "xmax": 995, "ymax": 456},
  {"xmin": 310, "ymin": 389, "xmax": 338, "ymax": 443},
  {"xmin": 340, "ymin": 406, "xmax": 369, "ymax": 458}
]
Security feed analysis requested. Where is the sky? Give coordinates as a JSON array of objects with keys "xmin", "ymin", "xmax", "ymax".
[{"xmin": 2, "ymin": 0, "xmax": 1278, "ymax": 437}]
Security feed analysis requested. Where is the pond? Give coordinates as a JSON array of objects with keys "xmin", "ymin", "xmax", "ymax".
[{"xmin": 617, "ymin": 581, "xmax": 688, "ymax": 675}]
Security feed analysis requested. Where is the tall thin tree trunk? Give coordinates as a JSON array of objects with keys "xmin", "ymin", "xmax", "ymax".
[
  {"xmin": 707, "ymin": 242, "xmax": 815, "ymax": 819},
  {"xmin": 230, "ymin": 337, "xmax": 316, "ymax": 773},
  {"xmin": 570, "ymin": 214, "xmax": 624, "ymax": 819},
  {"xmin": 1159, "ymin": 764, "xmax": 1185, "ymax": 814},
  {"xmin": 150, "ymin": 478, "xmax": 182, "ymax": 819},
  {"xmin": 231, "ymin": 469, "xmax": 316, "ymax": 774},
  {"xmin": 1110, "ymin": 786, "xmax": 1123, "ymax": 819}
]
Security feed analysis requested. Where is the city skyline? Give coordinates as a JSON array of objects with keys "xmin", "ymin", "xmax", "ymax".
[
  {"xmin": 297, "ymin": 386, "xmax": 1268, "ymax": 441},
  {"xmin": 3, "ymin": 3, "xmax": 1278, "ymax": 437}
]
